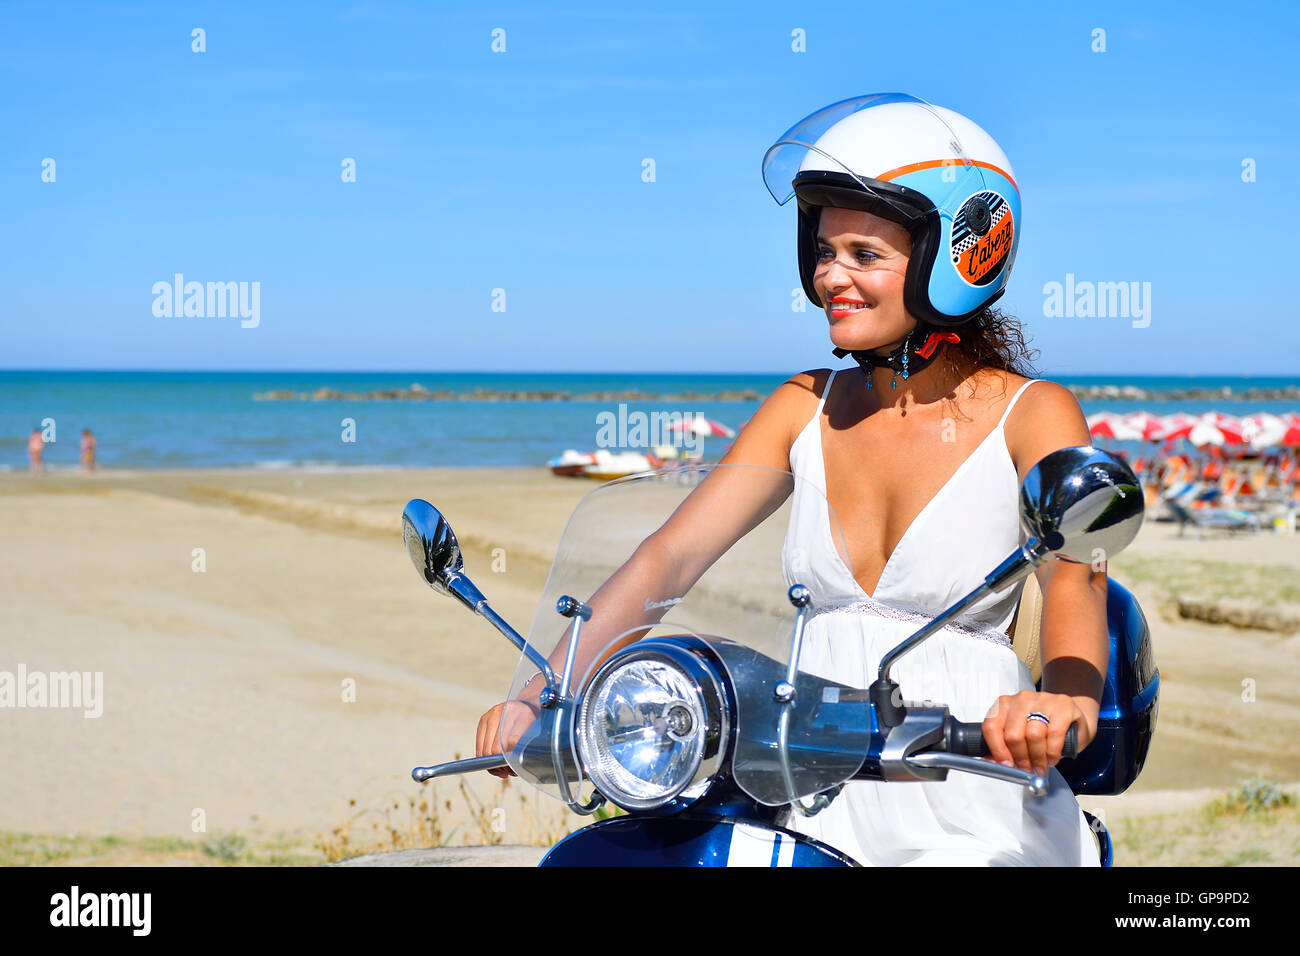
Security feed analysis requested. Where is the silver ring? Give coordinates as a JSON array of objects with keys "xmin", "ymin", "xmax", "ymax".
[{"xmin": 1026, "ymin": 712, "xmax": 1051, "ymax": 726}]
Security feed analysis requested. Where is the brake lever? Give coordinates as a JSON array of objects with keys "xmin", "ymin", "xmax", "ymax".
[
  {"xmin": 410, "ymin": 709, "xmax": 559, "ymax": 783},
  {"xmin": 903, "ymin": 751, "xmax": 1051, "ymax": 797},
  {"xmin": 412, "ymin": 755, "xmax": 508, "ymax": 782}
]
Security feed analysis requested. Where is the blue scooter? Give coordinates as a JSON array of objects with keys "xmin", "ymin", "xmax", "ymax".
[{"xmin": 403, "ymin": 446, "xmax": 1158, "ymax": 866}]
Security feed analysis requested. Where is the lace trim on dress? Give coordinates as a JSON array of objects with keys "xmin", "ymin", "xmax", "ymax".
[{"xmin": 810, "ymin": 594, "xmax": 1013, "ymax": 649}]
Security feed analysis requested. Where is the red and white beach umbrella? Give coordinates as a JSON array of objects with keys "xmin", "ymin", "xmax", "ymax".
[
  {"xmin": 1086, "ymin": 412, "xmax": 1142, "ymax": 442},
  {"xmin": 667, "ymin": 416, "xmax": 737, "ymax": 439},
  {"xmin": 1187, "ymin": 412, "xmax": 1244, "ymax": 447},
  {"xmin": 1122, "ymin": 411, "xmax": 1167, "ymax": 442},
  {"xmin": 1282, "ymin": 414, "xmax": 1300, "ymax": 447},
  {"xmin": 1242, "ymin": 412, "xmax": 1289, "ymax": 449},
  {"xmin": 1209, "ymin": 412, "xmax": 1245, "ymax": 443},
  {"xmin": 1157, "ymin": 412, "xmax": 1197, "ymax": 442}
]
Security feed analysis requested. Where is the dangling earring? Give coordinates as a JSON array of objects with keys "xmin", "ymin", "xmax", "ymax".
[{"xmin": 902, "ymin": 332, "xmax": 912, "ymax": 380}]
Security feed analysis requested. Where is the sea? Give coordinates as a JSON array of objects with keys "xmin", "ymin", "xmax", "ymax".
[{"xmin": 3, "ymin": 371, "xmax": 1298, "ymax": 471}]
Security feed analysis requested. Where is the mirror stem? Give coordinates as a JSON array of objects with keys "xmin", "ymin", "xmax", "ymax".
[
  {"xmin": 877, "ymin": 537, "xmax": 1052, "ymax": 685},
  {"xmin": 443, "ymin": 571, "xmax": 559, "ymax": 689}
]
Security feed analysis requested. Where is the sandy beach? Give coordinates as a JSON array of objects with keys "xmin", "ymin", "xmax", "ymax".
[{"xmin": 2, "ymin": 466, "xmax": 1298, "ymax": 863}]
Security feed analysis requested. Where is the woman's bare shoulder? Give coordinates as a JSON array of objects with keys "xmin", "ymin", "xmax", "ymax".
[
  {"xmin": 719, "ymin": 368, "xmax": 834, "ymax": 470},
  {"xmin": 777, "ymin": 368, "xmax": 837, "ymax": 425},
  {"xmin": 1009, "ymin": 373, "xmax": 1082, "ymax": 420},
  {"xmin": 781, "ymin": 368, "xmax": 835, "ymax": 403},
  {"xmin": 968, "ymin": 368, "xmax": 1070, "ymax": 412},
  {"xmin": 994, "ymin": 371, "xmax": 1091, "ymax": 478}
]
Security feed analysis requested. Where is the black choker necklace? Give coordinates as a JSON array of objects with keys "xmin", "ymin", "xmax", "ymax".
[{"xmin": 832, "ymin": 327, "xmax": 962, "ymax": 389}]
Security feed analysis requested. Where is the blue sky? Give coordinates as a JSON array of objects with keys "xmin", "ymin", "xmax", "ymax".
[{"xmin": 2, "ymin": 1, "xmax": 1297, "ymax": 375}]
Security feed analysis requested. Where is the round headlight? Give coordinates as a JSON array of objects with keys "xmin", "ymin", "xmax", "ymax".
[{"xmin": 577, "ymin": 651, "xmax": 723, "ymax": 810}]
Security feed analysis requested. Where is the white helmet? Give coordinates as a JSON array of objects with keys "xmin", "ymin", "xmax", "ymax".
[{"xmin": 763, "ymin": 92, "xmax": 1020, "ymax": 327}]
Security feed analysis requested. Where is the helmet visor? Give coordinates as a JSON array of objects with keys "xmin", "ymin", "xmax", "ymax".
[{"xmin": 762, "ymin": 92, "xmax": 986, "ymax": 219}]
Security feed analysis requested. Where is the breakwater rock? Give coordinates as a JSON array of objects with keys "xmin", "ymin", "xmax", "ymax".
[
  {"xmin": 1066, "ymin": 383, "xmax": 1300, "ymax": 402},
  {"xmin": 252, "ymin": 382, "xmax": 1300, "ymax": 403},
  {"xmin": 253, "ymin": 384, "xmax": 767, "ymax": 402}
]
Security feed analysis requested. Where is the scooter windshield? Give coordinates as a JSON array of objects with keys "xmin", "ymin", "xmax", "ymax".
[{"xmin": 497, "ymin": 462, "xmax": 873, "ymax": 808}]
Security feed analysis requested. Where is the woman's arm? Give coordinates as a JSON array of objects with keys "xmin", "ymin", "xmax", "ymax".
[
  {"xmin": 1037, "ymin": 559, "xmax": 1108, "ymax": 738},
  {"xmin": 477, "ymin": 370, "xmax": 825, "ymax": 774},
  {"xmin": 983, "ymin": 378, "xmax": 1109, "ymax": 777},
  {"xmin": 524, "ymin": 371, "xmax": 824, "ymax": 690}
]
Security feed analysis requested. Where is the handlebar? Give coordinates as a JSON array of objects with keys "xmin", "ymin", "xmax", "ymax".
[
  {"xmin": 416, "ymin": 709, "xmax": 1081, "ymax": 799},
  {"xmin": 944, "ymin": 719, "xmax": 1079, "ymax": 760}
]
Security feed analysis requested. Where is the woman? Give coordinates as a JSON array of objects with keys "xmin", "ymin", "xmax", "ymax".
[
  {"xmin": 745, "ymin": 94, "xmax": 1107, "ymax": 865},
  {"xmin": 479, "ymin": 93, "xmax": 1106, "ymax": 865}
]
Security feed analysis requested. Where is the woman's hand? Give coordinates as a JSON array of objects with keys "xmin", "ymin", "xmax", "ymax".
[
  {"xmin": 981, "ymin": 690, "xmax": 1096, "ymax": 778},
  {"xmin": 475, "ymin": 700, "xmax": 540, "ymax": 779}
]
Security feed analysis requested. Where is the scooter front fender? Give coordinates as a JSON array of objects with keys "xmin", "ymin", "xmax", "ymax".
[{"xmin": 539, "ymin": 815, "xmax": 856, "ymax": 867}]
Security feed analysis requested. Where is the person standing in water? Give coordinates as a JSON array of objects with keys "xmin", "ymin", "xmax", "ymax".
[
  {"xmin": 27, "ymin": 427, "xmax": 45, "ymax": 475},
  {"xmin": 80, "ymin": 428, "xmax": 97, "ymax": 472}
]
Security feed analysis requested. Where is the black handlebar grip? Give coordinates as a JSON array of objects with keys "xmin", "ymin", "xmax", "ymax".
[
  {"xmin": 945, "ymin": 720, "xmax": 1080, "ymax": 759},
  {"xmin": 1062, "ymin": 722, "xmax": 1078, "ymax": 759},
  {"xmin": 946, "ymin": 720, "xmax": 991, "ymax": 757}
]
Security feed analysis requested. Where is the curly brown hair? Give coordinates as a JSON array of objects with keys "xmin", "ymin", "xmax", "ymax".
[{"xmin": 932, "ymin": 305, "xmax": 1041, "ymax": 383}]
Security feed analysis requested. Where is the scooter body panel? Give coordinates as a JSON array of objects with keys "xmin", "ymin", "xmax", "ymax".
[{"xmin": 1055, "ymin": 579, "xmax": 1160, "ymax": 796}]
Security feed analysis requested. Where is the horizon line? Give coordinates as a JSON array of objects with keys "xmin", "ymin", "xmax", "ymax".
[{"xmin": 2, "ymin": 367, "xmax": 1297, "ymax": 380}]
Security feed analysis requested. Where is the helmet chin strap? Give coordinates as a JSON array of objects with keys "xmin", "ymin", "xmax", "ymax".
[{"xmin": 831, "ymin": 326, "xmax": 962, "ymax": 389}]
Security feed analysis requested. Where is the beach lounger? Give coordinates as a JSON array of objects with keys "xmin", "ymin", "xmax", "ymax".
[
  {"xmin": 1166, "ymin": 500, "xmax": 1262, "ymax": 538},
  {"xmin": 1158, "ymin": 482, "xmax": 1217, "ymax": 522}
]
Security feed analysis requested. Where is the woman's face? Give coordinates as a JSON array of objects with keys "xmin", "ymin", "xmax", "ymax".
[{"xmin": 814, "ymin": 206, "xmax": 914, "ymax": 353}]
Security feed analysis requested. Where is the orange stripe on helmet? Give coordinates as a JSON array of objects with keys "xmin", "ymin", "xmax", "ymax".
[{"xmin": 875, "ymin": 159, "xmax": 1019, "ymax": 195}]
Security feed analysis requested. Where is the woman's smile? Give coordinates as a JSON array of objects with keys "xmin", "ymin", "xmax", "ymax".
[{"xmin": 828, "ymin": 297, "xmax": 871, "ymax": 318}]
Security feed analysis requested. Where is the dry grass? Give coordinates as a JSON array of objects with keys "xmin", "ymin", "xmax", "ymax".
[
  {"xmin": 314, "ymin": 771, "xmax": 575, "ymax": 864},
  {"xmin": 1109, "ymin": 552, "xmax": 1300, "ymax": 609},
  {"xmin": 1112, "ymin": 779, "xmax": 1300, "ymax": 866},
  {"xmin": 0, "ymin": 829, "xmax": 317, "ymax": 866}
]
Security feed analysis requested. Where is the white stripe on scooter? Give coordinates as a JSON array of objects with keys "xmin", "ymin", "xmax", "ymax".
[
  {"xmin": 725, "ymin": 824, "xmax": 777, "ymax": 867},
  {"xmin": 725, "ymin": 824, "xmax": 795, "ymax": 867}
]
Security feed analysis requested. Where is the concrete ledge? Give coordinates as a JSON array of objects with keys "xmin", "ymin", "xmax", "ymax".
[
  {"xmin": 330, "ymin": 845, "xmax": 547, "ymax": 867},
  {"xmin": 1173, "ymin": 595, "xmax": 1300, "ymax": 633}
]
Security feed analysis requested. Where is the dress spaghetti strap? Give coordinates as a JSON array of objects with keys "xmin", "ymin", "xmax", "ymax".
[
  {"xmin": 994, "ymin": 378, "xmax": 1045, "ymax": 432},
  {"xmin": 817, "ymin": 369, "xmax": 839, "ymax": 415}
]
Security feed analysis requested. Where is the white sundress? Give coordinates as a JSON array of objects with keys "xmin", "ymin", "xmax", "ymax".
[{"xmin": 780, "ymin": 368, "xmax": 1099, "ymax": 867}]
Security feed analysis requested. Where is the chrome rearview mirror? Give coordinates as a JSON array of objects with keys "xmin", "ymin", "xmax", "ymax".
[
  {"xmin": 402, "ymin": 499, "xmax": 464, "ymax": 596},
  {"xmin": 402, "ymin": 498, "xmax": 558, "ymax": 689},
  {"xmin": 1019, "ymin": 445, "xmax": 1144, "ymax": 567}
]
